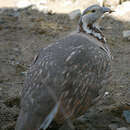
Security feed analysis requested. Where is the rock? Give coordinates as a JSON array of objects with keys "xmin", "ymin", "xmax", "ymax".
[
  {"xmin": 115, "ymin": 1, "xmax": 130, "ymax": 16},
  {"xmin": 16, "ymin": 0, "xmax": 49, "ymax": 13},
  {"xmin": 68, "ymin": 9, "xmax": 81, "ymax": 20},
  {"xmin": 123, "ymin": 110, "xmax": 130, "ymax": 123},
  {"xmin": 120, "ymin": 0, "xmax": 130, "ymax": 4},
  {"xmin": 117, "ymin": 127, "xmax": 129, "ymax": 130},
  {"xmin": 30, "ymin": 0, "xmax": 48, "ymax": 13},
  {"xmin": 16, "ymin": 0, "xmax": 32, "ymax": 8},
  {"xmin": 30, "ymin": 0, "xmax": 48, "ymax": 5},
  {"xmin": 123, "ymin": 30, "xmax": 130, "ymax": 39},
  {"xmin": 35, "ymin": 4, "xmax": 48, "ymax": 13},
  {"xmin": 108, "ymin": 123, "xmax": 119, "ymax": 130},
  {"xmin": 64, "ymin": 0, "xmax": 73, "ymax": 6},
  {"xmin": 97, "ymin": 0, "xmax": 104, "ymax": 6},
  {"xmin": 104, "ymin": 0, "xmax": 120, "ymax": 7},
  {"xmin": 97, "ymin": 0, "xmax": 130, "ymax": 7}
]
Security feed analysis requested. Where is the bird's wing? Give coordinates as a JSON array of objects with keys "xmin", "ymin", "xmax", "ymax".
[
  {"xmin": 55, "ymin": 45, "xmax": 111, "ymax": 121},
  {"xmin": 21, "ymin": 48, "xmax": 46, "ymax": 98},
  {"xmin": 17, "ymin": 57, "xmax": 58, "ymax": 130}
]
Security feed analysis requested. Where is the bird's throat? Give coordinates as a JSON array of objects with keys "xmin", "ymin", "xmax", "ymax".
[
  {"xmin": 78, "ymin": 21, "xmax": 112, "ymax": 59},
  {"xmin": 79, "ymin": 21, "xmax": 106, "ymax": 44}
]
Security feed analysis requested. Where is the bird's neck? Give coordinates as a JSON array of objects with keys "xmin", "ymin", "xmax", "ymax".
[{"xmin": 78, "ymin": 21, "xmax": 112, "ymax": 59}]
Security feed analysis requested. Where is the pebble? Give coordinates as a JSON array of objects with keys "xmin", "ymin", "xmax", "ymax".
[
  {"xmin": 104, "ymin": 91, "xmax": 109, "ymax": 96},
  {"xmin": 21, "ymin": 71, "xmax": 27, "ymax": 76},
  {"xmin": 123, "ymin": 30, "xmax": 130, "ymax": 40}
]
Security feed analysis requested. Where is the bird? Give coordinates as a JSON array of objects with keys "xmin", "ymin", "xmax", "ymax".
[{"xmin": 15, "ymin": 4, "xmax": 113, "ymax": 130}]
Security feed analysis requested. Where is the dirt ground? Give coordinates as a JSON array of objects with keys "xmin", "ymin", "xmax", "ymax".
[{"xmin": 0, "ymin": 1, "xmax": 130, "ymax": 130}]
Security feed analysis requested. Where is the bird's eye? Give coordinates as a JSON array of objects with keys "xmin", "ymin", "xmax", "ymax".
[{"xmin": 92, "ymin": 10, "xmax": 96, "ymax": 13}]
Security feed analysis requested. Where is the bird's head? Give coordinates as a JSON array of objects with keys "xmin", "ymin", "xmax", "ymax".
[
  {"xmin": 82, "ymin": 5, "xmax": 112, "ymax": 24},
  {"xmin": 78, "ymin": 5, "xmax": 113, "ymax": 59},
  {"xmin": 79, "ymin": 5, "xmax": 113, "ymax": 33}
]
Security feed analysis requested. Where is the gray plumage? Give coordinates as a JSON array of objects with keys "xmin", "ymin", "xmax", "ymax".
[{"xmin": 15, "ymin": 5, "xmax": 113, "ymax": 130}]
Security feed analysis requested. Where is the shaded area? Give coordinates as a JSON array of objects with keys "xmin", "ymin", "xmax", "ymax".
[{"xmin": 0, "ymin": 4, "xmax": 130, "ymax": 130}]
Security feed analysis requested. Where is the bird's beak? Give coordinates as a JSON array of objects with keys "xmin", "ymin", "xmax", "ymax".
[{"xmin": 102, "ymin": 7, "xmax": 114, "ymax": 13}]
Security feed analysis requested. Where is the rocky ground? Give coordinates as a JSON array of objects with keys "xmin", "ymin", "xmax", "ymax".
[{"xmin": 0, "ymin": 0, "xmax": 130, "ymax": 130}]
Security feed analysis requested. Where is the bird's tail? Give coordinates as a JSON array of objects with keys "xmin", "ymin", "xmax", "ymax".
[{"xmin": 39, "ymin": 102, "xmax": 60, "ymax": 130}]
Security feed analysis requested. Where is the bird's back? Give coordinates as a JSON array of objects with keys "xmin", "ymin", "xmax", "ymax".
[
  {"xmin": 22, "ymin": 32, "xmax": 111, "ymax": 98},
  {"xmin": 16, "ymin": 33, "xmax": 111, "ymax": 130}
]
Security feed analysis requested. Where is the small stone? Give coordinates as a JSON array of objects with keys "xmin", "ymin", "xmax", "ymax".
[
  {"xmin": 106, "ymin": 26, "xmax": 113, "ymax": 30},
  {"xmin": 21, "ymin": 71, "xmax": 27, "ymax": 76},
  {"xmin": 108, "ymin": 123, "xmax": 119, "ymax": 130},
  {"xmin": 104, "ymin": 91, "xmax": 109, "ymax": 96},
  {"xmin": 117, "ymin": 127, "xmax": 128, "ymax": 130},
  {"xmin": 123, "ymin": 110, "xmax": 130, "ymax": 123},
  {"xmin": 68, "ymin": 9, "xmax": 81, "ymax": 20},
  {"xmin": 123, "ymin": 30, "xmax": 130, "ymax": 38},
  {"xmin": 13, "ymin": 48, "xmax": 19, "ymax": 52}
]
